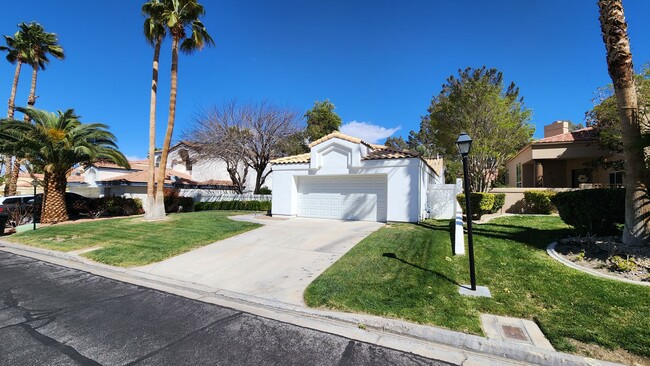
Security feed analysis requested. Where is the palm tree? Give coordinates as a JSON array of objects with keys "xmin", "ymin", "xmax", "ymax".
[
  {"xmin": 142, "ymin": 0, "xmax": 167, "ymax": 219},
  {"xmin": 149, "ymin": 0, "xmax": 214, "ymax": 220},
  {"xmin": 0, "ymin": 22, "xmax": 64, "ymax": 196},
  {"xmin": 0, "ymin": 107, "xmax": 128, "ymax": 223},
  {"xmin": 1, "ymin": 23, "xmax": 30, "ymax": 119},
  {"xmin": 598, "ymin": 0, "xmax": 649, "ymax": 246},
  {"xmin": 20, "ymin": 23, "xmax": 65, "ymax": 119},
  {"xmin": 1, "ymin": 23, "xmax": 31, "ymax": 196}
]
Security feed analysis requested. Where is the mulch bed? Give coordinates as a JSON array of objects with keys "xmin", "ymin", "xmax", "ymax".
[{"xmin": 555, "ymin": 237, "xmax": 650, "ymax": 283}]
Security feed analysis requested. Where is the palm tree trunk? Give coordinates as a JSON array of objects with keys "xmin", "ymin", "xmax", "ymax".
[
  {"xmin": 41, "ymin": 171, "xmax": 69, "ymax": 223},
  {"xmin": 598, "ymin": 0, "xmax": 649, "ymax": 246},
  {"xmin": 152, "ymin": 36, "xmax": 180, "ymax": 219},
  {"xmin": 7, "ymin": 61, "xmax": 22, "ymax": 118},
  {"xmin": 4, "ymin": 62, "xmax": 23, "ymax": 196},
  {"xmin": 5, "ymin": 66, "xmax": 35, "ymax": 195},
  {"xmin": 5, "ymin": 158, "xmax": 20, "ymax": 196},
  {"xmin": 24, "ymin": 67, "xmax": 38, "ymax": 121},
  {"xmin": 144, "ymin": 36, "xmax": 162, "ymax": 220}
]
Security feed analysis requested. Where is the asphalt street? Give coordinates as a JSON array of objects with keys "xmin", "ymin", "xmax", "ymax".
[{"xmin": 0, "ymin": 251, "xmax": 452, "ymax": 366}]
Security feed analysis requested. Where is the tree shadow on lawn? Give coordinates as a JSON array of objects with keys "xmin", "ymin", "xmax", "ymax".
[
  {"xmin": 418, "ymin": 220, "xmax": 573, "ymax": 250},
  {"xmin": 381, "ymin": 252, "xmax": 461, "ymax": 287}
]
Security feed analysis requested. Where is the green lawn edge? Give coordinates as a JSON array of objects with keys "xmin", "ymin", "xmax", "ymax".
[
  {"xmin": 304, "ymin": 216, "xmax": 650, "ymax": 359},
  {"xmin": 9, "ymin": 211, "xmax": 262, "ymax": 267}
]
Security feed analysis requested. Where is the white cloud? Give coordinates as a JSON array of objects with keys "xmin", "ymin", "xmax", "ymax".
[
  {"xmin": 125, "ymin": 155, "xmax": 146, "ymax": 162},
  {"xmin": 340, "ymin": 121, "xmax": 401, "ymax": 144}
]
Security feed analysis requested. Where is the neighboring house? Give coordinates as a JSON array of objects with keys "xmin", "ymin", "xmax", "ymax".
[
  {"xmin": 271, "ymin": 132, "xmax": 444, "ymax": 223},
  {"xmin": 0, "ymin": 172, "xmax": 45, "ymax": 196},
  {"xmin": 162, "ymin": 142, "xmax": 272, "ymax": 193},
  {"xmin": 504, "ymin": 120, "xmax": 623, "ymax": 189},
  {"xmin": 67, "ymin": 159, "xmax": 237, "ymax": 201}
]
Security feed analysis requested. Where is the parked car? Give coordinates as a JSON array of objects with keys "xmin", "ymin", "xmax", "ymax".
[
  {"xmin": 0, "ymin": 195, "xmax": 35, "ymax": 215},
  {"xmin": 0, "ymin": 195, "xmax": 36, "ymax": 228}
]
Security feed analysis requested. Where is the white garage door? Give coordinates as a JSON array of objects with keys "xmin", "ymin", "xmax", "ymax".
[{"xmin": 297, "ymin": 175, "xmax": 387, "ymax": 222}]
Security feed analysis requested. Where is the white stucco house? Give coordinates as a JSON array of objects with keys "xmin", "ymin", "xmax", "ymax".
[
  {"xmin": 163, "ymin": 142, "xmax": 272, "ymax": 194},
  {"xmin": 270, "ymin": 132, "xmax": 444, "ymax": 223}
]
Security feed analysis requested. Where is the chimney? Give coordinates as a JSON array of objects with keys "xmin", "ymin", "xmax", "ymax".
[{"xmin": 544, "ymin": 120, "xmax": 570, "ymax": 138}]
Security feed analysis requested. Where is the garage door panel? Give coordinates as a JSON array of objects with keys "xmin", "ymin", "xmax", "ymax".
[{"xmin": 297, "ymin": 175, "xmax": 387, "ymax": 222}]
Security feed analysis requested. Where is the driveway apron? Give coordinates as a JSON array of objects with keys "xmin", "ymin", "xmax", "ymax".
[{"xmin": 135, "ymin": 216, "xmax": 384, "ymax": 305}]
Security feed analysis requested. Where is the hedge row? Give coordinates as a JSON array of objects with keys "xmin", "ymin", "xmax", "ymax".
[
  {"xmin": 551, "ymin": 188, "xmax": 624, "ymax": 236},
  {"xmin": 74, "ymin": 196, "xmax": 143, "ymax": 217},
  {"xmin": 457, "ymin": 192, "xmax": 506, "ymax": 219},
  {"xmin": 195, "ymin": 200, "xmax": 271, "ymax": 212}
]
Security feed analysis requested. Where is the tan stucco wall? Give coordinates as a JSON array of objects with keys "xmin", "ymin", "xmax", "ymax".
[
  {"xmin": 490, "ymin": 187, "xmax": 574, "ymax": 214},
  {"xmin": 530, "ymin": 142, "xmax": 604, "ymax": 160}
]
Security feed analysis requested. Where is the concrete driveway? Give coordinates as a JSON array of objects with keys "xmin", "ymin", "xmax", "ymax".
[{"xmin": 135, "ymin": 215, "xmax": 384, "ymax": 305}]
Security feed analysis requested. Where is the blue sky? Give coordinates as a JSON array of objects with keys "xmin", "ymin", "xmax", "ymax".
[{"xmin": 1, "ymin": 1, "xmax": 649, "ymax": 160}]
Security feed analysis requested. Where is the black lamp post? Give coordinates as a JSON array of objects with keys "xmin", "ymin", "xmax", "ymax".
[
  {"xmin": 31, "ymin": 178, "xmax": 38, "ymax": 231},
  {"xmin": 456, "ymin": 132, "xmax": 476, "ymax": 291}
]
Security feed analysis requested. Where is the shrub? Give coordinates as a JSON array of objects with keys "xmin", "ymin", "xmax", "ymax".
[
  {"xmin": 75, "ymin": 197, "xmax": 144, "ymax": 218},
  {"xmin": 457, "ymin": 193, "xmax": 495, "ymax": 219},
  {"xmin": 609, "ymin": 255, "xmax": 637, "ymax": 272},
  {"xmin": 490, "ymin": 193, "xmax": 506, "ymax": 213},
  {"xmin": 551, "ymin": 188, "xmax": 624, "ymax": 236},
  {"xmin": 163, "ymin": 188, "xmax": 194, "ymax": 213},
  {"xmin": 258, "ymin": 186, "xmax": 272, "ymax": 194},
  {"xmin": 195, "ymin": 200, "xmax": 271, "ymax": 212},
  {"xmin": 523, "ymin": 190, "xmax": 556, "ymax": 214}
]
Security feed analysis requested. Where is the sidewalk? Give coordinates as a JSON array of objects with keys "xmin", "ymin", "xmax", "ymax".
[{"xmin": 0, "ymin": 240, "xmax": 622, "ymax": 366}]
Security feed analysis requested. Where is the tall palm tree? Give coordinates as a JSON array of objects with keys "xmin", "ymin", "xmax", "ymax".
[
  {"xmin": 0, "ymin": 107, "xmax": 128, "ymax": 223},
  {"xmin": 149, "ymin": 0, "xmax": 214, "ymax": 220},
  {"xmin": 1, "ymin": 23, "xmax": 31, "ymax": 196},
  {"xmin": 142, "ymin": 0, "xmax": 167, "ymax": 219},
  {"xmin": 20, "ymin": 23, "xmax": 65, "ymax": 119},
  {"xmin": 598, "ymin": 0, "xmax": 649, "ymax": 246},
  {"xmin": 1, "ymin": 23, "xmax": 31, "ymax": 119},
  {"xmin": 0, "ymin": 23, "xmax": 64, "ymax": 196}
]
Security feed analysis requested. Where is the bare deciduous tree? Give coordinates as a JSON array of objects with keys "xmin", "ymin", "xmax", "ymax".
[{"xmin": 187, "ymin": 100, "xmax": 301, "ymax": 193}]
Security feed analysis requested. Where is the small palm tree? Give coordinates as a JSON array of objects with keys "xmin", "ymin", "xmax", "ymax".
[
  {"xmin": 0, "ymin": 107, "xmax": 128, "ymax": 223},
  {"xmin": 149, "ymin": 0, "xmax": 214, "ymax": 220},
  {"xmin": 142, "ymin": 0, "xmax": 167, "ymax": 219}
]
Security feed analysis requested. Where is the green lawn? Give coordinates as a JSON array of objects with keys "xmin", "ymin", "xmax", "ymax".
[
  {"xmin": 9, "ymin": 211, "xmax": 261, "ymax": 267},
  {"xmin": 304, "ymin": 216, "xmax": 650, "ymax": 359}
]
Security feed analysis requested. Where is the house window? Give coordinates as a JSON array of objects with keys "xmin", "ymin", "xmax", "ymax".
[
  {"xmin": 609, "ymin": 171, "xmax": 624, "ymax": 187},
  {"xmin": 155, "ymin": 156, "xmax": 161, "ymax": 168},
  {"xmin": 515, "ymin": 163, "xmax": 522, "ymax": 188}
]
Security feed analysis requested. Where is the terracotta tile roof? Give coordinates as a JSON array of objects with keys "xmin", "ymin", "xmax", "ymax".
[
  {"xmin": 535, "ymin": 127, "xmax": 595, "ymax": 143},
  {"xmin": 308, "ymin": 131, "xmax": 362, "ymax": 148},
  {"xmin": 100, "ymin": 169, "xmax": 194, "ymax": 185},
  {"xmin": 363, "ymin": 147, "xmax": 419, "ymax": 160},
  {"xmin": 15, "ymin": 173, "xmax": 45, "ymax": 187},
  {"xmin": 196, "ymin": 179, "xmax": 237, "ymax": 187},
  {"xmin": 270, "ymin": 153, "xmax": 311, "ymax": 165},
  {"xmin": 67, "ymin": 172, "xmax": 86, "ymax": 183},
  {"xmin": 91, "ymin": 160, "xmax": 136, "ymax": 169}
]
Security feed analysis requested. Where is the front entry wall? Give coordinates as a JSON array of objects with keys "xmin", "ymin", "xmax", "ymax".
[{"xmin": 297, "ymin": 175, "xmax": 387, "ymax": 222}]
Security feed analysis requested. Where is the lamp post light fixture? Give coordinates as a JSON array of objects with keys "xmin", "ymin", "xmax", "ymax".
[
  {"xmin": 31, "ymin": 178, "xmax": 38, "ymax": 231},
  {"xmin": 456, "ymin": 132, "xmax": 477, "ymax": 291}
]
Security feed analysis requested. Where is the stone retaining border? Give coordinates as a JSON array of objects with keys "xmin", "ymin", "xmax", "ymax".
[{"xmin": 547, "ymin": 242, "xmax": 650, "ymax": 287}]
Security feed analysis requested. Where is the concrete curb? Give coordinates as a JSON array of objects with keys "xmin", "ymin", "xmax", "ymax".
[
  {"xmin": 547, "ymin": 242, "xmax": 650, "ymax": 287},
  {"xmin": 0, "ymin": 240, "xmax": 623, "ymax": 366}
]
